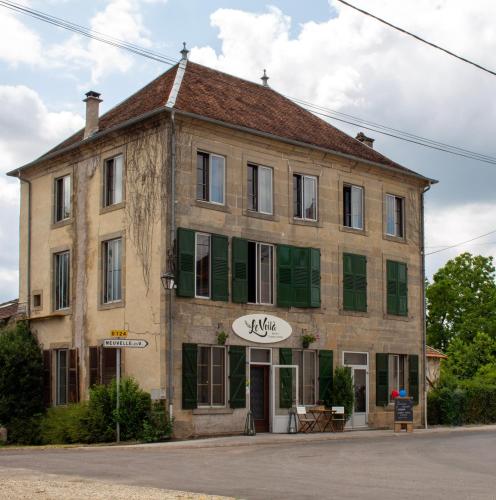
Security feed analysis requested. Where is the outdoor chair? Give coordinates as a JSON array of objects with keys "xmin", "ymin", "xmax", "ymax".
[
  {"xmin": 331, "ymin": 406, "xmax": 345, "ymax": 432},
  {"xmin": 296, "ymin": 405, "xmax": 317, "ymax": 433}
]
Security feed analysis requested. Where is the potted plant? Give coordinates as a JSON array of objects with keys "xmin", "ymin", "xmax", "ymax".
[
  {"xmin": 331, "ymin": 366, "xmax": 354, "ymax": 431},
  {"xmin": 216, "ymin": 330, "xmax": 228, "ymax": 346},
  {"xmin": 301, "ymin": 333, "xmax": 316, "ymax": 349}
]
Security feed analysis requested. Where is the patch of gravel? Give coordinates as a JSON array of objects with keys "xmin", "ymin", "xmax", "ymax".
[{"xmin": 0, "ymin": 468, "xmax": 234, "ymax": 500}]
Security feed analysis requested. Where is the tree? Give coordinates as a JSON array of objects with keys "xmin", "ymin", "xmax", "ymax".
[
  {"xmin": 332, "ymin": 366, "xmax": 354, "ymax": 420},
  {"xmin": 0, "ymin": 321, "xmax": 44, "ymax": 441},
  {"xmin": 427, "ymin": 253, "xmax": 496, "ymax": 350}
]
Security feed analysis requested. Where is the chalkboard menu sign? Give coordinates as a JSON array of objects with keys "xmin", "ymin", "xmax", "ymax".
[{"xmin": 394, "ymin": 397, "xmax": 413, "ymax": 422}]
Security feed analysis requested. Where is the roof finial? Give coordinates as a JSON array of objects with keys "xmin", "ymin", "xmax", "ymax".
[
  {"xmin": 180, "ymin": 42, "xmax": 189, "ymax": 61},
  {"xmin": 261, "ymin": 69, "xmax": 269, "ymax": 87}
]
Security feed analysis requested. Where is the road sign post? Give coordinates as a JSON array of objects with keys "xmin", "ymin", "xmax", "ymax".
[{"xmin": 103, "ymin": 337, "xmax": 148, "ymax": 443}]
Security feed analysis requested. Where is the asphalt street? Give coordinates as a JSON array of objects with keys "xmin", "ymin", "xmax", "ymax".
[{"xmin": 1, "ymin": 429, "xmax": 495, "ymax": 499}]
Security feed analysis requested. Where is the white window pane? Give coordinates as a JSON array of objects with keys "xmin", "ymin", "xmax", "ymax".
[
  {"xmin": 114, "ymin": 156, "xmax": 123, "ymax": 204},
  {"xmin": 303, "ymin": 176, "xmax": 317, "ymax": 220},
  {"xmin": 351, "ymin": 186, "xmax": 363, "ymax": 229},
  {"xmin": 63, "ymin": 176, "xmax": 71, "ymax": 219},
  {"xmin": 303, "ymin": 351, "xmax": 316, "ymax": 405},
  {"xmin": 196, "ymin": 234, "xmax": 210, "ymax": 297},
  {"xmin": 258, "ymin": 244, "xmax": 273, "ymax": 304},
  {"xmin": 210, "ymin": 155, "xmax": 225, "ymax": 204},
  {"xmin": 258, "ymin": 167, "xmax": 273, "ymax": 214},
  {"xmin": 386, "ymin": 194, "xmax": 395, "ymax": 235}
]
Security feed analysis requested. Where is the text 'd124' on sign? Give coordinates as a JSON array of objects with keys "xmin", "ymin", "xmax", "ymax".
[
  {"xmin": 232, "ymin": 314, "xmax": 292, "ymax": 344},
  {"xmin": 103, "ymin": 339, "xmax": 148, "ymax": 348},
  {"xmin": 111, "ymin": 330, "xmax": 128, "ymax": 338}
]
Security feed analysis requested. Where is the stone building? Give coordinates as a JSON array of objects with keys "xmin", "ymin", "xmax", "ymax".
[{"xmin": 8, "ymin": 50, "xmax": 435, "ymax": 436}]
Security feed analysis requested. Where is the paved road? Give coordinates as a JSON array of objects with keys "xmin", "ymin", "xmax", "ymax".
[{"xmin": 1, "ymin": 430, "xmax": 496, "ymax": 499}]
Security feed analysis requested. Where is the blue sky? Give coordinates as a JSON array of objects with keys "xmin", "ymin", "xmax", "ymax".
[{"xmin": 1, "ymin": 0, "xmax": 496, "ymax": 302}]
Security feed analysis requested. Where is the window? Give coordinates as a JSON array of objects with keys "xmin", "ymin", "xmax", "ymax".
[
  {"xmin": 54, "ymin": 251, "xmax": 70, "ymax": 310},
  {"xmin": 197, "ymin": 346, "xmax": 225, "ymax": 406},
  {"xmin": 386, "ymin": 194, "xmax": 404, "ymax": 237},
  {"xmin": 195, "ymin": 233, "xmax": 210, "ymax": 298},
  {"xmin": 386, "ymin": 260, "xmax": 408, "ymax": 316},
  {"xmin": 389, "ymin": 354, "xmax": 407, "ymax": 402},
  {"xmin": 343, "ymin": 184, "xmax": 363, "ymax": 230},
  {"xmin": 103, "ymin": 155, "xmax": 123, "ymax": 207},
  {"xmin": 343, "ymin": 253, "xmax": 367, "ymax": 312},
  {"xmin": 293, "ymin": 350, "xmax": 316, "ymax": 405},
  {"xmin": 56, "ymin": 349, "xmax": 68, "ymax": 405},
  {"xmin": 33, "ymin": 292, "xmax": 42, "ymax": 309},
  {"xmin": 197, "ymin": 152, "xmax": 225, "ymax": 204},
  {"xmin": 103, "ymin": 238, "xmax": 122, "ymax": 304},
  {"xmin": 293, "ymin": 174, "xmax": 317, "ymax": 220},
  {"xmin": 247, "ymin": 163, "xmax": 273, "ymax": 214},
  {"xmin": 247, "ymin": 242, "xmax": 274, "ymax": 305},
  {"xmin": 54, "ymin": 175, "xmax": 71, "ymax": 222}
]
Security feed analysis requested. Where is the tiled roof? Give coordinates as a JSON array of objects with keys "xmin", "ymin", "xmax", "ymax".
[
  {"xmin": 31, "ymin": 61, "xmax": 427, "ymax": 180},
  {"xmin": 0, "ymin": 299, "xmax": 18, "ymax": 321},
  {"xmin": 426, "ymin": 345, "xmax": 448, "ymax": 359}
]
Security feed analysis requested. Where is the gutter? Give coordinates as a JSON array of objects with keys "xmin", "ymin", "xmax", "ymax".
[
  {"xmin": 421, "ymin": 182, "xmax": 432, "ymax": 429},
  {"xmin": 17, "ymin": 172, "xmax": 32, "ymax": 320}
]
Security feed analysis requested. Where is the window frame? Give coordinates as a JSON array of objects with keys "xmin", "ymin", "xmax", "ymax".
[
  {"xmin": 103, "ymin": 154, "xmax": 124, "ymax": 208},
  {"xmin": 102, "ymin": 238, "xmax": 123, "ymax": 305},
  {"xmin": 56, "ymin": 348, "xmax": 69, "ymax": 406},
  {"xmin": 247, "ymin": 163, "xmax": 273, "ymax": 215},
  {"xmin": 53, "ymin": 250, "xmax": 70, "ymax": 311},
  {"xmin": 293, "ymin": 349, "xmax": 317, "ymax": 406},
  {"xmin": 293, "ymin": 173, "xmax": 318, "ymax": 221},
  {"xmin": 54, "ymin": 174, "xmax": 71, "ymax": 223},
  {"xmin": 195, "ymin": 232, "xmax": 211, "ymax": 299},
  {"xmin": 196, "ymin": 151, "xmax": 226, "ymax": 206},
  {"xmin": 385, "ymin": 194, "xmax": 405, "ymax": 238},
  {"xmin": 343, "ymin": 184, "xmax": 364, "ymax": 230},
  {"xmin": 247, "ymin": 241, "xmax": 275, "ymax": 306},
  {"xmin": 197, "ymin": 345, "xmax": 226, "ymax": 408},
  {"xmin": 388, "ymin": 354, "xmax": 408, "ymax": 403}
]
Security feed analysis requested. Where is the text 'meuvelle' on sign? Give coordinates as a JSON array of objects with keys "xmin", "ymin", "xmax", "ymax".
[{"xmin": 103, "ymin": 339, "xmax": 148, "ymax": 348}]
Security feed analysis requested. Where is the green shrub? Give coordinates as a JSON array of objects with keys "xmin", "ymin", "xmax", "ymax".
[
  {"xmin": 332, "ymin": 366, "xmax": 354, "ymax": 419},
  {"xmin": 84, "ymin": 383, "xmax": 116, "ymax": 443},
  {"xmin": 41, "ymin": 404, "xmax": 89, "ymax": 444},
  {"xmin": 141, "ymin": 401, "xmax": 173, "ymax": 443},
  {"xmin": 427, "ymin": 391, "xmax": 441, "ymax": 425},
  {"xmin": 0, "ymin": 321, "xmax": 44, "ymax": 444}
]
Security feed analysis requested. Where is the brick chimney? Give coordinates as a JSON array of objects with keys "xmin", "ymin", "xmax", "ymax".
[
  {"xmin": 356, "ymin": 132, "xmax": 375, "ymax": 148},
  {"xmin": 83, "ymin": 91, "xmax": 102, "ymax": 139}
]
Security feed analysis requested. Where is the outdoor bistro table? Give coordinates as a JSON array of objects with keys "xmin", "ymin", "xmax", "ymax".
[{"xmin": 307, "ymin": 407, "xmax": 336, "ymax": 432}]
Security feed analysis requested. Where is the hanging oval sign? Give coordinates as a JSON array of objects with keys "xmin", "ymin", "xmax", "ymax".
[{"xmin": 232, "ymin": 314, "xmax": 292, "ymax": 344}]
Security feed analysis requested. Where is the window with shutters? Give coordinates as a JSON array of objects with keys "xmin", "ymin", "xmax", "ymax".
[
  {"xmin": 247, "ymin": 241, "xmax": 274, "ymax": 305},
  {"xmin": 54, "ymin": 251, "xmax": 70, "ymax": 310},
  {"xmin": 247, "ymin": 163, "xmax": 273, "ymax": 214},
  {"xmin": 195, "ymin": 233, "xmax": 211, "ymax": 298},
  {"xmin": 196, "ymin": 151, "xmax": 225, "ymax": 205},
  {"xmin": 197, "ymin": 345, "xmax": 226, "ymax": 407},
  {"xmin": 102, "ymin": 238, "xmax": 122, "ymax": 304},
  {"xmin": 103, "ymin": 155, "xmax": 124, "ymax": 207},
  {"xmin": 386, "ymin": 194, "xmax": 404, "ymax": 238},
  {"xmin": 54, "ymin": 174, "xmax": 71, "ymax": 223},
  {"xmin": 386, "ymin": 260, "xmax": 408, "ymax": 316},
  {"xmin": 293, "ymin": 350, "xmax": 317, "ymax": 405},
  {"xmin": 343, "ymin": 253, "xmax": 367, "ymax": 312},
  {"xmin": 293, "ymin": 174, "xmax": 317, "ymax": 221},
  {"xmin": 389, "ymin": 354, "xmax": 407, "ymax": 402},
  {"xmin": 56, "ymin": 349, "xmax": 68, "ymax": 405},
  {"xmin": 343, "ymin": 184, "xmax": 364, "ymax": 230}
]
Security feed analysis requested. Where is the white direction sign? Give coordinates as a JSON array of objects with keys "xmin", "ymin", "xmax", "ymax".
[
  {"xmin": 232, "ymin": 314, "xmax": 292, "ymax": 344},
  {"xmin": 103, "ymin": 339, "xmax": 148, "ymax": 348}
]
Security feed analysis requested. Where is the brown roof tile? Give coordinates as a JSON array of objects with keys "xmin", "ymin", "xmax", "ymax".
[{"xmin": 0, "ymin": 299, "xmax": 18, "ymax": 321}]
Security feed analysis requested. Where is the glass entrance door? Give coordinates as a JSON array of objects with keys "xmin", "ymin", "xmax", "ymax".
[
  {"xmin": 343, "ymin": 352, "xmax": 369, "ymax": 428},
  {"xmin": 271, "ymin": 365, "xmax": 298, "ymax": 433}
]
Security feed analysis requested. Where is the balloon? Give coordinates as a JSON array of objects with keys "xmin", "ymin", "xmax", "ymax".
[
  {"xmin": 399, "ymin": 389, "xmax": 407, "ymax": 397},
  {"xmin": 391, "ymin": 389, "xmax": 399, "ymax": 399}
]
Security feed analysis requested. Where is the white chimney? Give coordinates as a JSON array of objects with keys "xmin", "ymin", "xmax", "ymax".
[{"xmin": 83, "ymin": 91, "xmax": 102, "ymax": 139}]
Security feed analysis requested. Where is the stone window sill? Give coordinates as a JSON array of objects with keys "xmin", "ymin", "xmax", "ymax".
[
  {"xmin": 383, "ymin": 234, "xmax": 408, "ymax": 245},
  {"xmin": 339, "ymin": 309, "xmax": 369, "ymax": 318},
  {"xmin": 244, "ymin": 210, "xmax": 278, "ymax": 222},
  {"xmin": 384, "ymin": 313, "xmax": 410, "ymax": 322},
  {"xmin": 339, "ymin": 226, "xmax": 368, "ymax": 237},
  {"xmin": 194, "ymin": 200, "xmax": 231, "ymax": 213}
]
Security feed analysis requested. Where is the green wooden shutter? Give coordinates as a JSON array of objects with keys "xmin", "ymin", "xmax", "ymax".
[
  {"xmin": 229, "ymin": 346, "xmax": 246, "ymax": 408},
  {"xmin": 319, "ymin": 350, "xmax": 333, "ymax": 406},
  {"xmin": 177, "ymin": 228, "xmax": 195, "ymax": 297},
  {"xmin": 343, "ymin": 253, "xmax": 355, "ymax": 310},
  {"xmin": 354, "ymin": 254, "xmax": 367, "ymax": 312},
  {"xmin": 398, "ymin": 262, "xmax": 408, "ymax": 316},
  {"xmin": 386, "ymin": 260, "xmax": 398, "ymax": 315},
  {"xmin": 376, "ymin": 353, "xmax": 389, "ymax": 406},
  {"xmin": 409, "ymin": 354, "xmax": 419, "ymax": 405},
  {"xmin": 309, "ymin": 248, "xmax": 321, "ymax": 308},
  {"xmin": 182, "ymin": 343, "xmax": 198, "ymax": 409},
  {"xmin": 293, "ymin": 247, "xmax": 309, "ymax": 307},
  {"xmin": 232, "ymin": 238, "xmax": 248, "ymax": 303},
  {"xmin": 279, "ymin": 348, "xmax": 293, "ymax": 408},
  {"xmin": 211, "ymin": 234, "xmax": 228, "ymax": 301},
  {"xmin": 277, "ymin": 245, "xmax": 293, "ymax": 307}
]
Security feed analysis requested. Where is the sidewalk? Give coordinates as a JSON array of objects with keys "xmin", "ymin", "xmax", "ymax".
[{"xmin": 107, "ymin": 423, "xmax": 496, "ymax": 451}]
